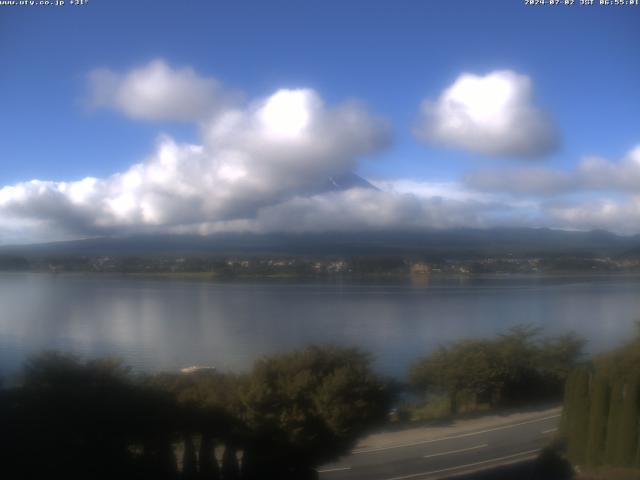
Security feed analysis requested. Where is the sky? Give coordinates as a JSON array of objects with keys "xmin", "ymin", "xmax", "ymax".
[{"xmin": 0, "ymin": 0, "xmax": 639, "ymax": 244}]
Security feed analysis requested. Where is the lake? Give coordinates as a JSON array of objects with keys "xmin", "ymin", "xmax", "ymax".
[{"xmin": 1, "ymin": 272, "xmax": 639, "ymax": 379}]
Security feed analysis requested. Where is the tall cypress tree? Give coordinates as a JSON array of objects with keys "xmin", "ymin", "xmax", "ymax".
[
  {"xmin": 221, "ymin": 444, "xmax": 240, "ymax": 480},
  {"xmin": 142, "ymin": 437, "xmax": 178, "ymax": 480},
  {"xmin": 239, "ymin": 447, "xmax": 260, "ymax": 480},
  {"xmin": 560, "ymin": 370, "xmax": 577, "ymax": 436},
  {"xmin": 616, "ymin": 375, "xmax": 640, "ymax": 466},
  {"xmin": 182, "ymin": 435, "xmax": 198, "ymax": 480},
  {"xmin": 586, "ymin": 371, "xmax": 610, "ymax": 466},
  {"xmin": 567, "ymin": 368, "xmax": 590, "ymax": 465},
  {"xmin": 605, "ymin": 379, "xmax": 625, "ymax": 465},
  {"xmin": 198, "ymin": 434, "xmax": 220, "ymax": 480}
]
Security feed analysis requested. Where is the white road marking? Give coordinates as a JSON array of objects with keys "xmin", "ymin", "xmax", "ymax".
[
  {"xmin": 317, "ymin": 466, "xmax": 352, "ymax": 473},
  {"xmin": 542, "ymin": 428, "xmax": 558, "ymax": 434},
  {"xmin": 352, "ymin": 414, "xmax": 560, "ymax": 455},
  {"xmin": 383, "ymin": 449, "xmax": 541, "ymax": 480},
  {"xmin": 423, "ymin": 443, "xmax": 488, "ymax": 459}
]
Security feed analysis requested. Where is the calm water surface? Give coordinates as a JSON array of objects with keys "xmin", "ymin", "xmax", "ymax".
[{"xmin": 1, "ymin": 272, "xmax": 639, "ymax": 378}]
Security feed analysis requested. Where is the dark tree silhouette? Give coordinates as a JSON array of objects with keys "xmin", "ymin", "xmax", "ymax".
[
  {"xmin": 221, "ymin": 444, "xmax": 240, "ymax": 480},
  {"xmin": 199, "ymin": 434, "xmax": 220, "ymax": 480},
  {"xmin": 0, "ymin": 346, "xmax": 393, "ymax": 479},
  {"xmin": 182, "ymin": 434, "xmax": 198, "ymax": 480}
]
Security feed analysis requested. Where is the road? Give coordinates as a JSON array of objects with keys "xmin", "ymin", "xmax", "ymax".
[{"xmin": 318, "ymin": 408, "xmax": 561, "ymax": 480}]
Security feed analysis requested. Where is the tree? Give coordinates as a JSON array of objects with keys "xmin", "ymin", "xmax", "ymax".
[
  {"xmin": 408, "ymin": 340, "xmax": 501, "ymax": 413},
  {"xmin": 7, "ymin": 352, "xmax": 181, "ymax": 480},
  {"xmin": 538, "ymin": 333, "xmax": 586, "ymax": 388},
  {"xmin": 238, "ymin": 446, "xmax": 257, "ymax": 480},
  {"xmin": 565, "ymin": 368, "xmax": 590, "ymax": 465},
  {"xmin": 146, "ymin": 369, "xmax": 242, "ymax": 476},
  {"xmin": 2, "ymin": 347, "xmax": 392, "ymax": 480},
  {"xmin": 563, "ymin": 325, "xmax": 640, "ymax": 469},
  {"xmin": 238, "ymin": 345, "xmax": 392, "ymax": 475},
  {"xmin": 220, "ymin": 444, "xmax": 240, "ymax": 480},
  {"xmin": 586, "ymin": 371, "xmax": 610, "ymax": 466},
  {"xmin": 636, "ymin": 430, "xmax": 640, "ymax": 469},
  {"xmin": 616, "ymin": 374, "xmax": 640, "ymax": 466},
  {"xmin": 199, "ymin": 434, "xmax": 220, "ymax": 480},
  {"xmin": 182, "ymin": 435, "xmax": 198, "ymax": 480},
  {"xmin": 408, "ymin": 326, "xmax": 584, "ymax": 413}
]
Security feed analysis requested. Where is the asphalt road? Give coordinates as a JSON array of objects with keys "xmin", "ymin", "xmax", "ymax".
[{"xmin": 317, "ymin": 412, "xmax": 560, "ymax": 480}]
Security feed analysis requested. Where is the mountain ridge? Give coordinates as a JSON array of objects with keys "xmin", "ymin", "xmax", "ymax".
[{"xmin": 2, "ymin": 227, "xmax": 639, "ymax": 259}]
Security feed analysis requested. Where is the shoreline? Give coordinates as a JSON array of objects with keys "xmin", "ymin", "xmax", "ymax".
[{"xmin": 5, "ymin": 269, "xmax": 640, "ymax": 284}]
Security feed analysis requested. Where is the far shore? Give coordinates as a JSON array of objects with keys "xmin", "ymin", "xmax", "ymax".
[{"xmin": 6, "ymin": 269, "xmax": 640, "ymax": 284}]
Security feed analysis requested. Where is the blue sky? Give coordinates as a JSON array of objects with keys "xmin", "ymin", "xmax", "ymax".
[{"xmin": 1, "ymin": 0, "xmax": 639, "ymax": 242}]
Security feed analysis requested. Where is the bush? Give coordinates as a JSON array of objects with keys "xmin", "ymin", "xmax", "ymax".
[
  {"xmin": 238, "ymin": 345, "xmax": 393, "ymax": 473},
  {"xmin": 409, "ymin": 326, "xmax": 584, "ymax": 414}
]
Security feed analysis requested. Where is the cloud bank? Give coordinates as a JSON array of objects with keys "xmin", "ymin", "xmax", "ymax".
[
  {"xmin": 460, "ymin": 145, "xmax": 640, "ymax": 234},
  {"xmin": 0, "ymin": 61, "xmax": 638, "ymax": 243},
  {"xmin": 415, "ymin": 70, "xmax": 559, "ymax": 158},
  {"xmin": 465, "ymin": 146, "xmax": 640, "ymax": 195},
  {"xmin": 545, "ymin": 196, "xmax": 640, "ymax": 233},
  {"xmin": 1, "ymin": 61, "xmax": 403, "ymax": 241}
]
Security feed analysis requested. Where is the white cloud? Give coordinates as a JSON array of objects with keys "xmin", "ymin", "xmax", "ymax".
[
  {"xmin": 464, "ymin": 145, "xmax": 640, "ymax": 195},
  {"xmin": 578, "ymin": 146, "xmax": 640, "ymax": 191},
  {"xmin": 370, "ymin": 179, "xmax": 497, "ymax": 203},
  {"xmin": 2, "ymin": 60, "xmax": 639, "ymax": 242},
  {"xmin": 87, "ymin": 59, "xmax": 227, "ymax": 121},
  {"xmin": 456, "ymin": 145, "xmax": 640, "ymax": 233},
  {"xmin": 464, "ymin": 167, "xmax": 575, "ymax": 195},
  {"xmin": 162, "ymin": 188, "xmax": 515, "ymax": 236},
  {"xmin": 0, "ymin": 64, "xmax": 393, "ymax": 242},
  {"xmin": 200, "ymin": 89, "xmax": 389, "ymax": 197},
  {"xmin": 251, "ymin": 189, "xmax": 487, "ymax": 232},
  {"xmin": 546, "ymin": 196, "xmax": 640, "ymax": 234},
  {"xmin": 415, "ymin": 70, "xmax": 559, "ymax": 158}
]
